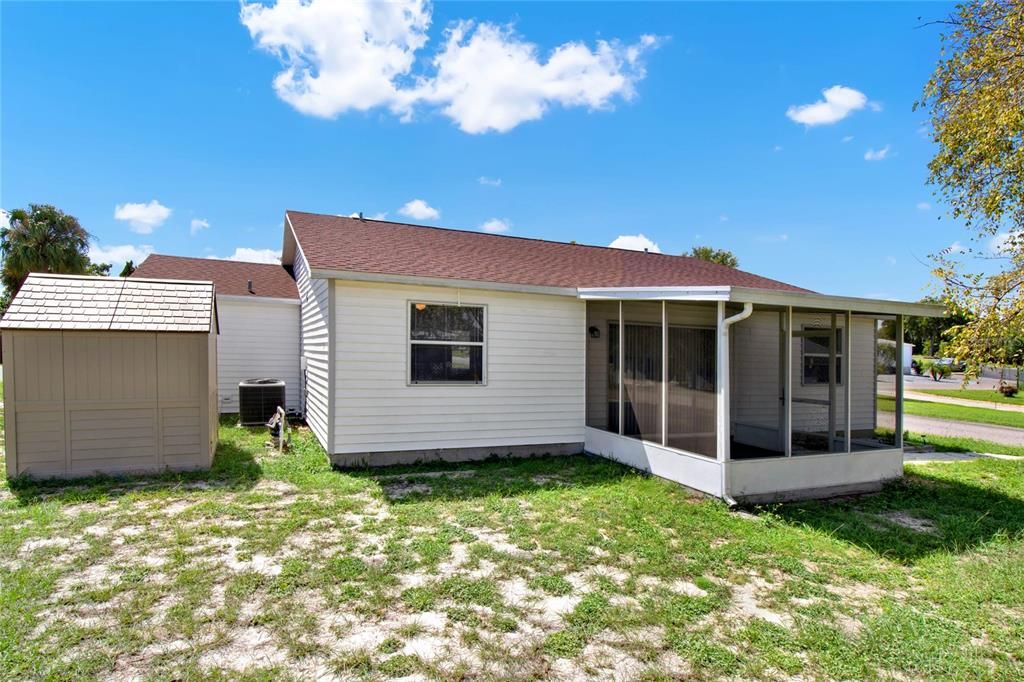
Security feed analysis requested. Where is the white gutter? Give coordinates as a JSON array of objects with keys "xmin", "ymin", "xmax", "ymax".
[{"xmin": 719, "ymin": 302, "xmax": 753, "ymax": 506}]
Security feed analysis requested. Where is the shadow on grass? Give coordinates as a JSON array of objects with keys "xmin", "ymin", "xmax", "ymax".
[
  {"xmin": 344, "ymin": 453, "xmax": 643, "ymax": 505},
  {"xmin": 765, "ymin": 463, "xmax": 1024, "ymax": 563},
  {"xmin": 5, "ymin": 429, "xmax": 264, "ymax": 507}
]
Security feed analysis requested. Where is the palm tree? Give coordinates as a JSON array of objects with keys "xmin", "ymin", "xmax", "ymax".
[{"xmin": 1, "ymin": 204, "xmax": 92, "ymax": 300}]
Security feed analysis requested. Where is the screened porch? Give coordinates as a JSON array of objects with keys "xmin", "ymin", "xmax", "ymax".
[{"xmin": 579, "ymin": 288, "xmax": 938, "ymax": 502}]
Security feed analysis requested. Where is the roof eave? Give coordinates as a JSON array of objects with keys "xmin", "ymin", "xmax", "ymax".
[
  {"xmin": 577, "ymin": 285, "xmax": 946, "ymax": 317},
  {"xmin": 309, "ymin": 267, "xmax": 579, "ymax": 297}
]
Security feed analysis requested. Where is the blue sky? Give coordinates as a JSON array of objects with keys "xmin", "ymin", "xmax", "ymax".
[{"xmin": 0, "ymin": 1, "xmax": 969, "ymax": 300}]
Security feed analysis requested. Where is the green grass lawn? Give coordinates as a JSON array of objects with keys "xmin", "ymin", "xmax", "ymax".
[
  {"xmin": 3, "ymin": 418, "xmax": 1024, "ymax": 680},
  {"xmin": 879, "ymin": 395, "xmax": 1024, "ymax": 430},
  {"xmin": 914, "ymin": 388, "xmax": 1023, "ymax": 406}
]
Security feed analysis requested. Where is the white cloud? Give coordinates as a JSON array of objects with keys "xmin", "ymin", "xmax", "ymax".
[
  {"xmin": 479, "ymin": 218, "xmax": 510, "ymax": 233},
  {"xmin": 240, "ymin": 0, "xmax": 660, "ymax": 134},
  {"xmin": 842, "ymin": 135, "xmax": 854, "ymax": 143},
  {"xmin": 88, "ymin": 242, "xmax": 154, "ymax": 269},
  {"xmin": 885, "ymin": 255, "xmax": 897, "ymax": 266},
  {"xmin": 943, "ymin": 240, "xmax": 965, "ymax": 255},
  {"xmin": 114, "ymin": 200, "xmax": 172, "ymax": 234},
  {"xmin": 772, "ymin": 144, "xmax": 783, "ymax": 152},
  {"xmin": 786, "ymin": 85, "xmax": 868, "ymax": 126},
  {"xmin": 608, "ymin": 234, "xmax": 661, "ymax": 252},
  {"xmin": 478, "ymin": 176, "xmax": 502, "ymax": 187},
  {"xmin": 868, "ymin": 101, "xmax": 883, "ymax": 112},
  {"xmin": 424, "ymin": 23, "xmax": 659, "ymax": 133},
  {"xmin": 0, "ymin": 209, "xmax": 9, "ymax": 229},
  {"xmin": 369, "ymin": 212, "xmax": 388, "ymax": 220},
  {"xmin": 719, "ymin": 215, "xmax": 728, "ymax": 223},
  {"xmin": 190, "ymin": 218, "xmax": 210, "ymax": 235},
  {"xmin": 209, "ymin": 247, "xmax": 282, "ymax": 264},
  {"xmin": 916, "ymin": 202, "xmax": 931, "ymax": 211},
  {"xmin": 991, "ymin": 231, "xmax": 1021, "ymax": 255},
  {"xmin": 398, "ymin": 199, "xmax": 440, "ymax": 221},
  {"xmin": 864, "ymin": 145, "xmax": 891, "ymax": 161}
]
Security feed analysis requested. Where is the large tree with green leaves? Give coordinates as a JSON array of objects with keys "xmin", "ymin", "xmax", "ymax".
[
  {"xmin": 918, "ymin": 0, "xmax": 1024, "ymax": 377},
  {"xmin": 1, "ymin": 204, "xmax": 94, "ymax": 307},
  {"xmin": 688, "ymin": 246, "xmax": 739, "ymax": 268}
]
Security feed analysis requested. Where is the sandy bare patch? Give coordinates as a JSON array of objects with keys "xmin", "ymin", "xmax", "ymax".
[
  {"xmin": 882, "ymin": 511, "xmax": 937, "ymax": 534},
  {"xmin": 724, "ymin": 575, "xmax": 792, "ymax": 628},
  {"xmin": 199, "ymin": 626, "xmax": 290, "ymax": 672},
  {"xmin": 668, "ymin": 579, "xmax": 708, "ymax": 597},
  {"xmin": 471, "ymin": 527, "xmax": 532, "ymax": 558},
  {"xmin": 20, "ymin": 536, "xmax": 77, "ymax": 554}
]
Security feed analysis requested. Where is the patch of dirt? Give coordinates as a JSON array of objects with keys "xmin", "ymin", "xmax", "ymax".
[
  {"xmin": 198, "ymin": 626, "xmax": 290, "ymax": 672},
  {"xmin": 882, "ymin": 511, "xmax": 938, "ymax": 534},
  {"xmin": 723, "ymin": 575, "xmax": 793, "ymax": 628},
  {"xmin": 384, "ymin": 481, "xmax": 433, "ymax": 500},
  {"xmin": 376, "ymin": 469, "xmax": 477, "ymax": 480}
]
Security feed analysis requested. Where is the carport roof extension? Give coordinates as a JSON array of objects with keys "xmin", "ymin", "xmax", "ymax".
[{"xmin": 0, "ymin": 274, "xmax": 217, "ymax": 332}]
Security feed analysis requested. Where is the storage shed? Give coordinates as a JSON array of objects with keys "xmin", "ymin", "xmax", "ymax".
[{"xmin": 1, "ymin": 274, "xmax": 219, "ymax": 479}]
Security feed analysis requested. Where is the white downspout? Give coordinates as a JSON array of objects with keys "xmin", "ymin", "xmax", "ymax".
[{"xmin": 718, "ymin": 302, "xmax": 754, "ymax": 506}]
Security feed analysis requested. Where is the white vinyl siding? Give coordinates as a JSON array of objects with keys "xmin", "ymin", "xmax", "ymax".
[
  {"xmin": 332, "ymin": 280, "xmax": 585, "ymax": 455},
  {"xmin": 294, "ymin": 249, "xmax": 331, "ymax": 449},
  {"xmin": 215, "ymin": 297, "xmax": 300, "ymax": 414}
]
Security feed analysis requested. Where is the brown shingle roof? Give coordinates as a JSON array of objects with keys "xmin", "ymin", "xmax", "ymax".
[
  {"xmin": 286, "ymin": 211, "xmax": 811, "ymax": 293},
  {"xmin": 133, "ymin": 254, "xmax": 298, "ymax": 299},
  {"xmin": 1, "ymin": 274, "xmax": 215, "ymax": 332}
]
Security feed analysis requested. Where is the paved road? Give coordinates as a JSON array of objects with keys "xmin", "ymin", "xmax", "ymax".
[{"xmin": 881, "ymin": 412, "xmax": 1024, "ymax": 446}]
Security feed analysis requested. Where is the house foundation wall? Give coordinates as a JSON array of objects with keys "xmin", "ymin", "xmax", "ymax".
[{"xmin": 330, "ymin": 442, "xmax": 584, "ymax": 468}]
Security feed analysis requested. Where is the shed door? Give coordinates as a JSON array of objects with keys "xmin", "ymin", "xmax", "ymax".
[{"xmin": 62, "ymin": 332, "xmax": 160, "ymax": 475}]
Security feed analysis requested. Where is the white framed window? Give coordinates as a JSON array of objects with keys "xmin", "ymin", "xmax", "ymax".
[
  {"xmin": 408, "ymin": 302, "xmax": 486, "ymax": 384},
  {"xmin": 801, "ymin": 327, "xmax": 843, "ymax": 385}
]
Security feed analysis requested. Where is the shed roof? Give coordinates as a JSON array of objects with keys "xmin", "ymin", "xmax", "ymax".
[
  {"xmin": 132, "ymin": 254, "xmax": 298, "ymax": 300},
  {"xmin": 0, "ymin": 274, "xmax": 216, "ymax": 332},
  {"xmin": 283, "ymin": 211, "xmax": 812, "ymax": 294}
]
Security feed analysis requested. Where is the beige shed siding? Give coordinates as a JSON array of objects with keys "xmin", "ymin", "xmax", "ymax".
[
  {"xmin": 331, "ymin": 280, "xmax": 586, "ymax": 455},
  {"xmin": 215, "ymin": 297, "xmax": 300, "ymax": 413},
  {"xmin": 10, "ymin": 332, "xmax": 67, "ymax": 476},
  {"xmin": 294, "ymin": 249, "xmax": 330, "ymax": 449},
  {"xmin": 4, "ymin": 329, "xmax": 216, "ymax": 478}
]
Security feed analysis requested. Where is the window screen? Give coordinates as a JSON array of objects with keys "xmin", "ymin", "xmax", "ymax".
[
  {"xmin": 409, "ymin": 303, "xmax": 484, "ymax": 383},
  {"xmin": 802, "ymin": 328, "xmax": 843, "ymax": 385}
]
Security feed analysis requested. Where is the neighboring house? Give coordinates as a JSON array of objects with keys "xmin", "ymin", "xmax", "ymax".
[
  {"xmin": 132, "ymin": 255, "xmax": 301, "ymax": 414},
  {"xmin": 138, "ymin": 210, "xmax": 942, "ymax": 502}
]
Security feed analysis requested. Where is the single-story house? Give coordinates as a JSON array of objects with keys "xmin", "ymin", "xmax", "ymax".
[
  {"xmin": 138, "ymin": 210, "xmax": 942, "ymax": 502},
  {"xmin": 132, "ymin": 255, "xmax": 300, "ymax": 414},
  {"xmin": 1, "ymin": 274, "xmax": 218, "ymax": 478}
]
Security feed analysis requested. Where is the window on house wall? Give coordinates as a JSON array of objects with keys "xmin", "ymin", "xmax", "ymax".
[
  {"xmin": 409, "ymin": 303, "xmax": 485, "ymax": 383},
  {"xmin": 802, "ymin": 327, "xmax": 842, "ymax": 385}
]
